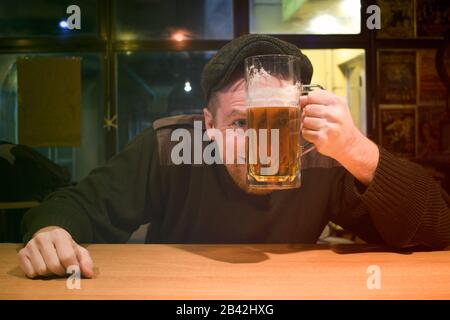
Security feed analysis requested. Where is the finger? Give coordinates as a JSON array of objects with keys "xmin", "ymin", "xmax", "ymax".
[
  {"xmin": 306, "ymin": 89, "xmax": 337, "ymax": 105},
  {"xmin": 74, "ymin": 243, "xmax": 94, "ymax": 278},
  {"xmin": 299, "ymin": 95, "xmax": 308, "ymax": 108},
  {"xmin": 18, "ymin": 250, "xmax": 37, "ymax": 278},
  {"xmin": 303, "ymin": 116, "xmax": 326, "ymax": 131},
  {"xmin": 303, "ymin": 104, "xmax": 327, "ymax": 119},
  {"xmin": 38, "ymin": 239, "xmax": 66, "ymax": 276},
  {"xmin": 53, "ymin": 235, "xmax": 79, "ymax": 273},
  {"xmin": 302, "ymin": 128, "xmax": 320, "ymax": 143},
  {"xmin": 26, "ymin": 241, "xmax": 49, "ymax": 276}
]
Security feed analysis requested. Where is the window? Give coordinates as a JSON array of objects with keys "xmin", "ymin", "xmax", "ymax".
[
  {"xmin": 0, "ymin": 53, "xmax": 104, "ymax": 181},
  {"xmin": 115, "ymin": 0, "xmax": 233, "ymax": 40},
  {"xmin": 0, "ymin": 0, "xmax": 98, "ymax": 37},
  {"xmin": 250, "ymin": 0, "xmax": 361, "ymax": 35},
  {"xmin": 117, "ymin": 51, "xmax": 215, "ymax": 150}
]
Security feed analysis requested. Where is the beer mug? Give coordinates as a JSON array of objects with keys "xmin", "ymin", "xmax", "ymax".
[{"xmin": 245, "ymin": 54, "xmax": 323, "ymax": 189}]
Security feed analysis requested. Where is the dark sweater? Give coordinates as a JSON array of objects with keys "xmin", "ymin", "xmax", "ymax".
[{"xmin": 22, "ymin": 116, "xmax": 450, "ymax": 249}]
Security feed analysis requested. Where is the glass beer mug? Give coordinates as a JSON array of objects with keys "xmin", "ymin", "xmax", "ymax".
[{"xmin": 245, "ymin": 54, "xmax": 323, "ymax": 189}]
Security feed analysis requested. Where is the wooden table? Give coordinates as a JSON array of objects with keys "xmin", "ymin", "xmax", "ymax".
[{"xmin": 1, "ymin": 243, "xmax": 449, "ymax": 300}]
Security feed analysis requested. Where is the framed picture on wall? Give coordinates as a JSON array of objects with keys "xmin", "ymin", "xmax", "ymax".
[
  {"xmin": 378, "ymin": 50, "xmax": 417, "ymax": 104},
  {"xmin": 417, "ymin": 0, "xmax": 450, "ymax": 38},
  {"xmin": 376, "ymin": 0, "xmax": 415, "ymax": 38},
  {"xmin": 417, "ymin": 50, "xmax": 447, "ymax": 105},
  {"xmin": 379, "ymin": 105, "xmax": 416, "ymax": 158},
  {"xmin": 417, "ymin": 105, "xmax": 446, "ymax": 158}
]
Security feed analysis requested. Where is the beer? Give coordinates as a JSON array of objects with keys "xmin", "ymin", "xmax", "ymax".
[
  {"xmin": 245, "ymin": 54, "xmax": 322, "ymax": 189},
  {"xmin": 246, "ymin": 105, "xmax": 301, "ymax": 187}
]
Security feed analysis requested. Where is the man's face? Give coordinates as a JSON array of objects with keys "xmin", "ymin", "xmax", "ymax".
[{"xmin": 203, "ymin": 77, "xmax": 272, "ymax": 195}]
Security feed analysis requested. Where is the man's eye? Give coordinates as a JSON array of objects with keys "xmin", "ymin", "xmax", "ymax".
[{"xmin": 232, "ymin": 119, "xmax": 247, "ymax": 127}]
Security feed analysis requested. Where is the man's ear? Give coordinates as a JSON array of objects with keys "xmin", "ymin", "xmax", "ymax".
[{"xmin": 203, "ymin": 107, "xmax": 214, "ymax": 130}]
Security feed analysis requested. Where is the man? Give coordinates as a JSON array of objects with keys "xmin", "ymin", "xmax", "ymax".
[{"xmin": 18, "ymin": 34, "xmax": 450, "ymax": 279}]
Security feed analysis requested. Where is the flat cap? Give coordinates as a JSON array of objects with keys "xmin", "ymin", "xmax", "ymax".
[{"xmin": 201, "ymin": 34, "xmax": 313, "ymax": 100}]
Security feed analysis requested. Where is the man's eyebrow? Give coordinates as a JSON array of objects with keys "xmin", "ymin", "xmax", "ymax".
[{"xmin": 224, "ymin": 109, "xmax": 246, "ymax": 118}]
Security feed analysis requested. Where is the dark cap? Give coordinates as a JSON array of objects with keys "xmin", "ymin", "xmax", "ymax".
[{"xmin": 201, "ymin": 34, "xmax": 313, "ymax": 101}]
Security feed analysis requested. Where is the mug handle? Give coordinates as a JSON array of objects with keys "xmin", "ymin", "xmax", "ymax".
[{"xmin": 300, "ymin": 84, "xmax": 325, "ymax": 156}]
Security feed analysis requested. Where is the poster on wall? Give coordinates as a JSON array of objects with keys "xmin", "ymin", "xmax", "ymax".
[
  {"xmin": 377, "ymin": 0, "xmax": 415, "ymax": 38},
  {"xmin": 417, "ymin": 105, "xmax": 446, "ymax": 158},
  {"xmin": 17, "ymin": 57, "xmax": 81, "ymax": 147},
  {"xmin": 379, "ymin": 51, "xmax": 417, "ymax": 104},
  {"xmin": 379, "ymin": 105, "xmax": 416, "ymax": 158},
  {"xmin": 417, "ymin": 50, "xmax": 447, "ymax": 105},
  {"xmin": 417, "ymin": 0, "xmax": 450, "ymax": 37}
]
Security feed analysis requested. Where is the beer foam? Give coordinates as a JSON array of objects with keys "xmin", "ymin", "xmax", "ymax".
[
  {"xmin": 247, "ymin": 66, "xmax": 301, "ymax": 107},
  {"xmin": 247, "ymin": 86, "xmax": 300, "ymax": 107}
]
